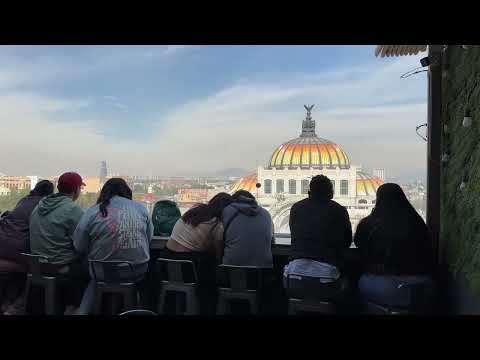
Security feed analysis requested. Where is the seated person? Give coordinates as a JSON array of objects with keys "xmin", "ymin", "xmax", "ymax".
[
  {"xmin": 285, "ymin": 175, "xmax": 352, "ymax": 307},
  {"xmin": 0, "ymin": 180, "xmax": 54, "ymax": 315},
  {"xmin": 221, "ymin": 190, "xmax": 275, "ymax": 313},
  {"xmin": 29, "ymin": 172, "xmax": 87, "ymax": 312},
  {"xmin": 152, "ymin": 200, "xmax": 181, "ymax": 237},
  {"xmin": 221, "ymin": 190, "xmax": 274, "ymax": 268},
  {"xmin": 354, "ymin": 183, "xmax": 436, "ymax": 312},
  {"xmin": 161, "ymin": 192, "xmax": 232, "ymax": 314},
  {"xmin": 73, "ymin": 178, "xmax": 153, "ymax": 315}
]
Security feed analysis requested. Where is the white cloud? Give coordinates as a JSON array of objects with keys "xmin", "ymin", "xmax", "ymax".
[
  {"xmin": 0, "ymin": 50, "xmax": 428, "ymax": 180},
  {"xmin": 0, "ymin": 45, "xmax": 198, "ymax": 91},
  {"xmin": 133, "ymin": 54, "xmax": 428, "ymax": 178}
]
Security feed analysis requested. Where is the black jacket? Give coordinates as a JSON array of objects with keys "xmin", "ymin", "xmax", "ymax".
[
  {"xmin": 289, "ymin": 196, "xmax": 352, "ymax": 269},
  {"xmin": 353, "ymin": 214, "xmax": 434, "ymax": 276},
  {"xmin": 0, "ymin": 195, "xmax": 43, "ymax": 271}
]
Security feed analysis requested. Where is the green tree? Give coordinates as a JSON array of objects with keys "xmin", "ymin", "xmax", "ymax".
[{"xmin": 77, "ymin": 192, "xmax": 99, "ymax": 210}]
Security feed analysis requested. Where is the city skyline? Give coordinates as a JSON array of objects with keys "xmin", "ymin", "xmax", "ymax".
[{"xmin": 0, "ymin": 45, "xmax": 427, "ymax": 181}]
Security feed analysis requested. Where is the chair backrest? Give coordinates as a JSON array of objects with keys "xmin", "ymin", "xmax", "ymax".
[
  {"xmin": 119, "ymin": 309, "xmax": 158, "ymax": 316},
  {"xmin": 156, "ymin": 258, "xmax": 198, "ymax": 284},
  {"xmin": 89, "ymin": 260, "xmax": 136, "ymax": 283},
  {"xmin": 285, "ymin": 273, "xmax": 343, "ymax": 303},
  {"xmin": 217, "ymin": 264, "xmax": 267, "ymax": 291},
  {"xmin": 20, "ymin": 253, "xmax": 57, "ymax": 279}
]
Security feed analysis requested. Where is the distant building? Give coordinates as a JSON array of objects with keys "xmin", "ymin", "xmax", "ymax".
[
  {"xmin": 0, "ymin": 186, "xmax": 11, "ymax": 196},
  {"xmin": 230, "ymin": 105, "xmax": 385, "ymax": 233},
  {"xmin": 0, "ymin": 176, "xmax": 32, "ymax": 192},
  {"xmin": 27, "ymin": 176, "xmax": 39, "ymax": 190},
  {"xmin": 176, "ymin": 188, "xmax": 209, "ymax": 207},
  {"xmin": 99, "ymin": 161, "xmax": 108, "ymax": 183}
]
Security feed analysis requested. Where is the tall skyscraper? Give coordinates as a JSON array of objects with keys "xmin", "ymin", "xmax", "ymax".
[{"xmin": 99, "ymin": 161, "xmax": 108, "ymax": 183}]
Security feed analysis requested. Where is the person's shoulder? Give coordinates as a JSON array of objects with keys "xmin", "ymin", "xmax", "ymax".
[
  {"xmin": 65, "ymin": 199, "xmax": 82, "ymax": 211},
  {"xmin": 258, "ymin": 206, "xmax": 272, "ymax": 218},
  {"xmin": 222, "ymin": 203, "xmax": 236, "ymax": 216},
  {"xmin": 357, "ymin": 215, "xmax": 373, "ymax": 229},
  {"xmin": 292, "ymin": 198, "xmax": 308, "ymax": 209},
  {"xmin": 329, "ymin": 199, "xmax": 347, "ymax": 210},
  {"xmin": 130, "ymin": 199, "xmax": 149, "ymax": 215}
]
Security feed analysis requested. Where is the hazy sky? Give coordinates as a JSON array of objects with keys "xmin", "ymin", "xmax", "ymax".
[{"xmin": 0, "ymin": 45, "xmax": 428, "ymax": 180}]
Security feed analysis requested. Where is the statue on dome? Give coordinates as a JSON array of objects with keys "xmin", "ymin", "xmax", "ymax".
[
  {"xmin": 301, "ymin": 104, "xmax": 316, "ymax": 137},
  {"xmin": 304, "ymin": 104, "xmax": 314, "ymax": 116}
]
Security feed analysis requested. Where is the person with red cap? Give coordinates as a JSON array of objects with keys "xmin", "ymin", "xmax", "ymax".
[{"xmin": 29, "ymin": 172, "xmax": 88, "ymax": 313}]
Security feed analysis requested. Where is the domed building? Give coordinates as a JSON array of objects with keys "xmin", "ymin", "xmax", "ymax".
[{"xmin": 230, "ymin": 105, "xmax": 385, "ymax": 233}]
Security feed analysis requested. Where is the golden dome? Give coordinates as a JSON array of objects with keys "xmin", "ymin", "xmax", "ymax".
[
  {"xmin": 269, "ymin": 138, "xmax": 350, "ymax": 169},
  {"xmin": 230, "ymin": 173, "xmax": 258, "ymax": 194},
  {"xmin": 268, "ymin": 105, "xmax": 350, "ymax": 169},
  {"xmin": 356, "ymin": 172, "xmax": 384, "ymax": 197}
]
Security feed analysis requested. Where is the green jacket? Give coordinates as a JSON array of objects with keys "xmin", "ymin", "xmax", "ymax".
[
  {"xmin": 30, "ymin": 193, "xmax": 84, "ymax": 265},
  {"xmin": 152, "ymin": 200, "xmax": 181, "ymax": 236}
]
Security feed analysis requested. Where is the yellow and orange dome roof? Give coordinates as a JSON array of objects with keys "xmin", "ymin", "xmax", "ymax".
[
  {"xmin": 269, "ymin": 137, "xmax": 350, "ymax": 169},
  {"xmin": 356, "ymin": 172, "xmax": 384, "ymax": 197},
  {"xmin": 229, "ymin": 173, "xmax": 258, "ymax": 194},
  {"xmin": 268, "ymin": 105, "xmax": 350, "ymax": 169}
]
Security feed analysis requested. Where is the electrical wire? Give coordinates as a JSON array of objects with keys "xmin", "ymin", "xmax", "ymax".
[
  {"xmin": 401, "ymin": 67, "xmax": 428, "ymax": 79},
  {"xmin": 416, "ymin": 123, "xmax": 428, "ymax": 141}
]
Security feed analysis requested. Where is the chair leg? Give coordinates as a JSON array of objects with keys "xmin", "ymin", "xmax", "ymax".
[
  {"xmin": 288, "ymin": 302, "xmax": 297, "ymax": 315},
  {"xmin": 124, "ymin": 289, "xmax": 138, "ymax": 312},
  {"xmin": 44, "ymin": 280, "xmax": 59, "ymax": 315},
  {"xmin": 157, "ymin": 289, "xmax": 167, "ymax": 315},
  {"xmin": 175, "ymin": 292, "xmax": 185, "ymax": 315},
  {"xmin": 217, "ymin": 296, "xmax": 229, "ymax": 315},
  {"xmin": 250, "ymin": 296, "xmax": 260, "ymax": 315},
  {"xmin": 93, "ymin": 289, "xmax": 103, "ymax": 315},
  {"xmin": 185, "ymin": 289, "xmax": 199, "ymax": 315},
  {"xmin": 23, "ymin": 278, "xmax": 32, "ymax": 314}
]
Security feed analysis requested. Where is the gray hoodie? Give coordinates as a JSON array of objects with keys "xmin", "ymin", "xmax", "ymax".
[
  {"xmin": 30, "ymin": 194, "xmax": 84, "ymax": 265},
  {"xmin": 222, "ymin": 195, "xmax": 274, "ymax": 267},
  {"xmin": 73, "ymin": 196, "xmax": 152, "ymax": 265}
]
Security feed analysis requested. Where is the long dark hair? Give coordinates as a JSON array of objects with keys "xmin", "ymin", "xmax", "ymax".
[
  {"xmin": 182, "ymin": 192, "xmax": 232, "ymax": 227},
  {"xmin": 364, "ymin": 183, "xmax": 433, "ymax": 274},
  {"xmin": 30, "ymin": 180, "xmax": 54, "ymax": 197},
  {"xmin": 371, "ymin": 183, "xmax": 423, "ymax": 223},
  {"xmin": 96, "ymin": 178, "xmax": 132, "ymax": 217}
]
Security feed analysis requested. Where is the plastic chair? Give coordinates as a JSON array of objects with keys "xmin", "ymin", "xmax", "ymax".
[
  {"xmin": 21, "ymin": 253, "xmax": 67, "ymax": 315},
  {"xmin": 119, "ymin": 309, "xmax": 158, "ymax": 316},
  {"xmin": 216, "ymin": 265, "xmax": 267, "ymax": 315},
  {"xmin": 285, "ymin": 274, "xmax": 336, "ymax": 315},
  {"xmin": 156, "ymin": 258, "xmax": 199, "ymax": 315},
  {"xmin": 89, "ymin": 260, "xmax": 141, "ymax": 315}
]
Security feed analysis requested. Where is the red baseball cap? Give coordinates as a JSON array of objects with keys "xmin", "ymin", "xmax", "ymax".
[{"xmin": 57, "ymin": 172, "xmax": 86, "ymax": 193}]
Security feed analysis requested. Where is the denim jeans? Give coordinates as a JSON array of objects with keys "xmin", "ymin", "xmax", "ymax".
[
  {"xmin": 78, "ymin": 262, "xmax": 149, "ymax": 315},
  {"xmin": 358, "ymin": 273, "xmax": 434, "ymax": 309}
]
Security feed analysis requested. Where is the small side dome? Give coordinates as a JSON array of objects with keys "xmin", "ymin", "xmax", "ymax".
[
  {"xmin": 356, "ymin": 172, "xmax": 384, "ymax": 197},
  {"xmin": 229, "ymin": 173, "xmax": 258, "ymax": 194}
]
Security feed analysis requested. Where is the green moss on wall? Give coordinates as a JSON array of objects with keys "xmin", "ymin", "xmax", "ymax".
[{"xmin": 441, "ymin": 46, "xmax": 480, "ymax": 294}]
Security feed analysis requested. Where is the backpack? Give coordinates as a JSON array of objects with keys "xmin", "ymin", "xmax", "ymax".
[{"xmin": 152, "ymin": 200, "xmax": 181, "ymax": 236}]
